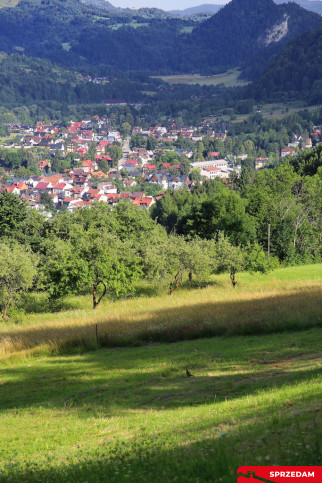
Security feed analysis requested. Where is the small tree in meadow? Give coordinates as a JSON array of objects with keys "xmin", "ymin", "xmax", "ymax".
[
  {"xmin": 209, "ymin": 233, "xmax": 245, "ymax": 287},
  {"xmin": 0, "ymin": 242, "xmax": 38, "ymax": 319},
  {"xmin": 45, "ymin": 232, "xmax": 142, "ymax": 309}
]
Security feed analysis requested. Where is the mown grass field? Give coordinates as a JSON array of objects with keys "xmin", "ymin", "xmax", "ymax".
[
  {"xmin": 0, "ymin": 265, "xmax": 321, "ymax": 481},
  {"xmin": 151, "ymin": 69, "xmax": 248, "ymax": 87}
]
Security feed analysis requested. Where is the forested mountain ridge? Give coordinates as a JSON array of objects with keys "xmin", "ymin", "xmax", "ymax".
[
  {"xmin": 170, "ymin": 0, "xmax": 322, "ymax": 17},
  {"xmin": 169, "ymin": 4, "xmax": 222, "ymax": 16},
  {"xmin": 182, "ymin": 0, "xmax": 322, "ymax": 74},
  {"xmin": 0, "ymin": 0, "xmax": 320, "ymax": 74},
  {"xmin": 245, "ymin": 28, "xmax": 322, "ymax": 103},
  {"xmin": 275, "ymin": 0, "xmax": 322, "ymax": 15}
]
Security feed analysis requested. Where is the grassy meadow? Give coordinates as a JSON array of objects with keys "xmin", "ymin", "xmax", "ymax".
[
  {"xmin": 0, "ymin": 265, "xmax": 321, "ymax": 481},
  {"xmin": 151, "ymin": 69, "xmax": 248, "ymax": 87},
  {"xmin": 0, "ymin": 264, "xmax": 321, "ymax": 357}
]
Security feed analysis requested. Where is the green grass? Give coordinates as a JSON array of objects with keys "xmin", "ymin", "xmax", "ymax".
[
  {"xmin": 151, "ymin": 69, "xmax": 249, "ymax": 87},
  {"xmin": 0, "ymin": 265, "xmax": 321, "ymax": 481},
  {"xmin": 0, "ymin": 264, "xmax": 321, "ymax": 356},
  {"xmin": 0, "ymin": 329, "xmax": 321, "ymax": 481},
  {"xmin": 230, "ymin": 102, "xmax": 322, "ymax": 123}
]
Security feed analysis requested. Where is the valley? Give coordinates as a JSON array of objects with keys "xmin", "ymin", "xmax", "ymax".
[{"xmin": 0, "ymin": 0, "xmax": 321, "ymax": 480}]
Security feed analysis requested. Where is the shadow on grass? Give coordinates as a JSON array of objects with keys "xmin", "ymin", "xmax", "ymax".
[
  {"xmin": 0, "ymin": 400, "xmax": 320, "ymax": 483},
  {"xmin": 3, "ymin": 287, "xmax": 321, "ymax": 351},
  {"xmin": 0, "ymin": 332, "xmax": 321, "ymax": 413}
]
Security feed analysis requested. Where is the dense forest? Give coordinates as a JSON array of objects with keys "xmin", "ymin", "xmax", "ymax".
[
  {"xmin": 0, "ymin": 54, "xmax": 164, "ymax": 105},
  {"xmin": 0, "ymin": 0, "xmax": 320, "ymax": 74},
  {"xmin": 0, "ymin": 0, "xmax": 319, "ymax": 116},
  {"xmin": 183, "ymin": 0, "xmax": 322, "ymax": 76},
  {"xmin": 245, "ymin": 29, "xmax": 322, "ymax": 104}
]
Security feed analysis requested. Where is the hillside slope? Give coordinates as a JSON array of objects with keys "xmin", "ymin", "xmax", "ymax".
[
  {"xmin": 182, "ymin": 0, "xmax": 322, "ymax": 73},
  {"xmin": 275, "ymin": 0, "xmax": 322, "ymax": 15},
  {"xmin": 0, "ymin": 53, "xmax": 165, "ymax": 107},
  {"xmin": 0, "ymin": 0, "xmax": 321, "ymax": 74},
  {"xmin": 246, "ymin": 28, "xmax": 322, "ymax": 103},
  {"xmin": 0, "ymin": 328, "xmax": 321, "ymax": 482},
  {"xmin": 169, "ymin": 3, "xmax": 222, "ymax": 16}
]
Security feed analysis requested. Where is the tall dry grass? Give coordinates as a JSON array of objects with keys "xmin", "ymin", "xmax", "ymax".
[{"xmin": 0, "ymin": 271, "xmax": 321, "ymax": 357}]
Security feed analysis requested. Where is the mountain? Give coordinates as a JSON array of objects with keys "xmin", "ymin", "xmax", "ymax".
[
  {"xmin": 169, "ymin": 4, "xmax": 222, "ymax": 16},
  {"xmin": 245, "ymin": 28, "xmax": 322, "ymax": 104},
  {"xmin": 181, "ymin": 0, "xmax": 322, "ymax": 73},
  {"xmin": 275, "ymin": 0, "xmax": 322, "ymax": 15},
  {"xmin": 0, "ymin": 0, "xmax": 321, "ymax": 75},
  {"xmin": 170, "ymin": 0, "xmax": 322, "ymax": 17}
]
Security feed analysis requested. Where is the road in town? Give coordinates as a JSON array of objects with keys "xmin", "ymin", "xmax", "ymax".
[{"xmin": 118, "ymin": 136, "xmax": 131, "ymax": 168}]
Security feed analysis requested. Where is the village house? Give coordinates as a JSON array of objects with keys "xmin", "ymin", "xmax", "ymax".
[
  {"xmin": 201, "ymin": 167, "xmax": 222, "ymax": 179},
  {"xmin": 281, "ymin": 147, "xmax": 296, "ymax": 157}
]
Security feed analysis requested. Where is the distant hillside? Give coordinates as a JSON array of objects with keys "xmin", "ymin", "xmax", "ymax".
[
  {"xmin": 79, "ymin": 0, "xmax": 119, "ymax": 11},
  {"xmin": 275, "ymin": 0, "xmax": 322, "ymax": 15},
  {"xmin": 245, "ymin": 28, "xmax": 322, "ymax": 104},
  {"xmin": 0, "ymin": 0, "xmax": 195, "ymax": 72},
  {"xmin": 0, "ymin": 53, "xmax": 159, "ymax": 105},
  {"xmin": 0, "ymin": 0, "xmax": 321, "ymax": 75},
  {"xmin": 181, "ymin": 0, "xmax": 322, "ymax": 73},
  {"xmin": 171, "ymin": 0, "xmax": 322, "ymax": 17},
  {"xmin": 169, "ymin": 4, "xmax": 222, "ymax": 16}
]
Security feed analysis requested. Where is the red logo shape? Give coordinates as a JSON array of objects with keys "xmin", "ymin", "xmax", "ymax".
[{"xmin": 237, "ymin": 467, "xmax": 322, "ymax": 483}]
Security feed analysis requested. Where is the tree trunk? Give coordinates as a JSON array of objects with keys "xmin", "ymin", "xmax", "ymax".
[
  {"xmin": 2, "ymin": 301, "xmax": 10, "ymax": 320},
  {"xmin": 93, "ymin": 283, "xmax": 97, "ymax": 309},
  {"xmin": 92, "ymin": 281, "xmax": 107, "ymax": 309},
  {"xmin": 230, "ymin": 268, "xmax": 237, "ymax": 288},
  {"xmin": 169, "ymin": 270, "xmax": 182, "ymax": 295}
]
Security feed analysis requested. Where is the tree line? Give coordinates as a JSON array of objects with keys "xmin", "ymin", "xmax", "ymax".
[{"xmin": 0, "ymin": 193, "xmax": 273, "ymax": 320}]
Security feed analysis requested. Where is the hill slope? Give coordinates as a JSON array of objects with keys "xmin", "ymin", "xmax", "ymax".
[
  {"xmin": 182, "ymin": 0, "xmax": 322, "ymax": 73},
  {"xmin": 0, "ymin": 0, "xmax": 321, "ymax": 74},
  {"xmin": 246, "ymin": 28, "xmax": 322, "ymax": 103},
  {"xmin": 1, "ymin": 328, "xmax": 321, "ymax": 481},
  {"xmin": 169, "ymin": 3, "xmax": 222, "ymax": 16},
  {"xmin": 275, "ymin": 0, "xmax": 322, "ymax": 15},
  {"xmin": 0, "ymin": 53, "xmax": 161, "ymax": 106},
  {"xmin": 0, "ymin": 265, "xmax": 321, "ymax": 481}
]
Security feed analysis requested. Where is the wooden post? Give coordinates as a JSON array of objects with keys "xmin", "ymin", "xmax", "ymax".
[
  {"xmin": 267, "ymin": 223, "xmax": 271, "ymax": 260},
  {"xmin": 95, "ymin": 324, "xmax": 99, "ymax": 347}
]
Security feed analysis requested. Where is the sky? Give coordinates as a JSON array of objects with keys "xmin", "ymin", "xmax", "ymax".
[{"xmin": 112, "ymin": 0, "xmax": 229, "ymax": 11}]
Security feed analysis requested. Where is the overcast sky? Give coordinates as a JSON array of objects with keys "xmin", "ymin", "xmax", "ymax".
[{"xmin": 112, "ymin": 0, "xmax": 229, "ymax": 11}]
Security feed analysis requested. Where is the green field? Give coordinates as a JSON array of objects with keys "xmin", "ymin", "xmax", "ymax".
[
  {"xmin": 152, "ymin": 69, "xmax": 249, "ymax": 87},
  {"xmin": 0, "ymin": 265, "xmax": 321, "ymax": 481}
]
